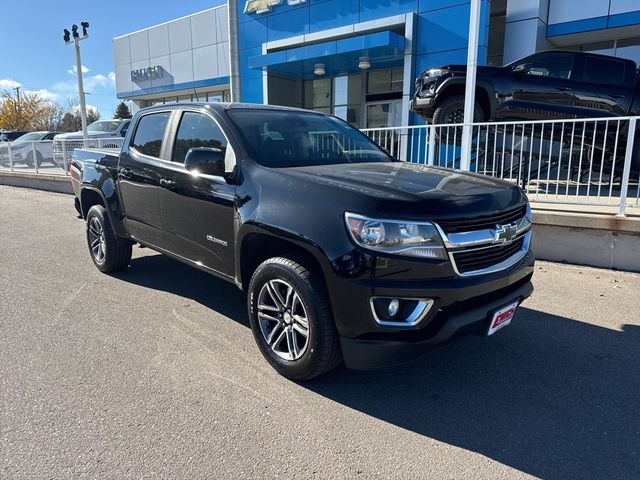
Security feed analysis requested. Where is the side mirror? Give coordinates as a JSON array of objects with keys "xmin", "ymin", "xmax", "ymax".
[
  {"xmin": 513, "ymin": 63, "xmax": 531, "ymax": 74},
  {"xmin": 184, "ymin": 147, "xmax": 225, "ymax": 176},
  {"xmin": 120, "ymin": 128, "xmax": 128, "ymax": 137}
]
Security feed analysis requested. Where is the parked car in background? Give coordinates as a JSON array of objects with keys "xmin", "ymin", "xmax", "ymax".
[
  {"xmin": 53, "ymin": 119, "xmax": 131, "ymax": 168},
  {"xmin": 54, "ymin": 119, "xmax": 130, "ymax": 142},
  {"xmin": 69, "ymin": 103, "xmax": 534, "ymax": 380},
  {"xmin": 0, "ymin": 131, "xmax": 29, "ymax": 142},
  {"xmin": 0, "ymin": 131, "xmax": 61, "ymax": 167}
]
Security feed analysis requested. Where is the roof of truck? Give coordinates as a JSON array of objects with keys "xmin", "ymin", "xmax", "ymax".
[{"xmin": 140, "ymin": 102, "xmax": 318, "ymax": 115}]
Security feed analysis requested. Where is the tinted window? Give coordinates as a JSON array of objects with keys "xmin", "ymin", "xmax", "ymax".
[
  {"xmin": 583, "ymin": 56, "xmax": 626, "ymax": 85},
  {"xmin": 131, "ymin": 112, "xmax": 170, "ymax": 158},
  {"xmin": 172, "ymin": 112, "xmax": 228, "ymax": 163},
  {"xmin": 227, "ymin": 109, "xmax": 391, "ymax": 168},
  {"xmin": 526, "ymin": 54, "xmax": 574, "ymax": 80}
]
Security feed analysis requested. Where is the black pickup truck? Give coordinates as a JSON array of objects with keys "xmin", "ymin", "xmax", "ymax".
[
  {"xmin": 70, "ymin": 103, "xmax": 534, "ymax": 380},
  {"xmin": 412, "ymin": 50, "xmax": 640, "ymax": 124}
]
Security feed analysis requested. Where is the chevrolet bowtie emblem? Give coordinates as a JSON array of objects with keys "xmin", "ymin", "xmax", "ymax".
[
  {"xmin": 494, "ymin": 223, "xmax": 518, "ymax": 243},
  {"xmin": 244, "ymin": 0, "xmax": 306, "ymax": 15}
]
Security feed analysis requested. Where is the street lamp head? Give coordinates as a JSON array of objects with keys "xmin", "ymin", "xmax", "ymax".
[
  {"xmin": 81, "ymin": 21, "xmax": 89, "ymax": 37},
  {"xmin": 71, "ymin": 24, "xmax": 79, "ymax": 38},
  {"xmin": 63, "ymin": 29, "xmax": 71, "ymax": 43}
]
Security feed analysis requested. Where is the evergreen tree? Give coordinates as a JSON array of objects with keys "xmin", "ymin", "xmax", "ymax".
[{"xmin": 113, "ymin": 101, "xmax": 132, "ymax": 119}]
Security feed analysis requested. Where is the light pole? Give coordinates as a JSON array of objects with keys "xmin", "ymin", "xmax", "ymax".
[
  {"xmin": 13, "ymin": 86, "xmax": 20, "ymax": 128},
  {"xmin": 64, "ymin": 22, "xmax": 90, "ymax": 145},
  {"xmin": 460, "ymin": 0, "xmax": 481, "ymax": 171}
]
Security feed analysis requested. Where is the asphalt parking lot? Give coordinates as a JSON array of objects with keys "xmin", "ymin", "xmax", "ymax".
[{"xmin": 1, "ymin": 185, "xmax": 639, "ymax": 479}]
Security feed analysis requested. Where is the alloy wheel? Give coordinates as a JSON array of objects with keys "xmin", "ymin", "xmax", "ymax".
[
  {"xmin": 88, "ymin": 217, "xmax": 106, "ymax": 264},
  {"xmin": 257, "ymin": 279, "xmax": 310, "ymax": 361}
]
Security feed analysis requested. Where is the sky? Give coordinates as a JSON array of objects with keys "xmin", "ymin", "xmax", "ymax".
[{"xmin": 0, "ymin": 0, "xmax": 220, "ymax": 120}]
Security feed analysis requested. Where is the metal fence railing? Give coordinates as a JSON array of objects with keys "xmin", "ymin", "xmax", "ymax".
[
  {"xmin": 362, "ymin": 116, "xmax": 640, "ymax": 216},
  {"xmin": 0, "ymin": 137, "xmax": 125, "ymax": 175}
]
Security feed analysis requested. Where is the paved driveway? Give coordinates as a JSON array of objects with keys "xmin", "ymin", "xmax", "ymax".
[{"xmin": 1, "ymin": 185, "xmax": 638, "ymax": 479}]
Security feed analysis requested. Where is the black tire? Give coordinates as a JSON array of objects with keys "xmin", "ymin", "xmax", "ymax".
[
  {"xmin": 247, "ymin": 256, "xmax": 342, "ymax": 381},
  {"xmin": 432, "ymin": 94, "xmax": 485, "ymax": 125},
  {"xmin": 86, "ymin": 205, "xmax": 132, "ymax": 273}
]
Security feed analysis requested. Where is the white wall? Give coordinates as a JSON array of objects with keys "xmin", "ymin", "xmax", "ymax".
[
  {"xmin": 548, "ymin": 0, "xmax": 639, "ymax": 25},
  {"xmin": 113, "ymin": 5, "xmax": 229, "ymax": 97}
]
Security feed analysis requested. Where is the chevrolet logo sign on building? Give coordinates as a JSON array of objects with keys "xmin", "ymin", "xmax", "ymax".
[{"xmin": 244, "ymin": 0, "xmax": 306, "ymax": 15}]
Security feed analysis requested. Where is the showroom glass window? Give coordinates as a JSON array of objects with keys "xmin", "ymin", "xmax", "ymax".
[
  {"xmin": 131, "ymin": 112, "xmax": 170, "ymax": 158},
  {"xmin": 172, "ymin": 112, "xmax": 228, "ymax": 164}
]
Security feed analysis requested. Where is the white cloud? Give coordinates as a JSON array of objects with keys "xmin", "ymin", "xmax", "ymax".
[
  {"xmin": 71, "ymin": 104, "xmax": 101, "ymax": 116},
  {"xmin": 24, "ymin": 88, "xmax": 58, "ymax": 101},
  {"xmin": 0, "ymin": 79, "xmax": 22, "ymax": 91},
  {"xmin": 67, "ymin": 65, "xmax": 91, "ymax": 75}
]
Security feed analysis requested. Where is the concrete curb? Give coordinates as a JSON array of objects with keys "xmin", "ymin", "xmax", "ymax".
[
  {"xmin": 0, "ymin": 171, "xmax": 73, "ymax": 195},
  {"xmin": 533, "ymin": 210, "xmax": 640, "ymax": 235}
]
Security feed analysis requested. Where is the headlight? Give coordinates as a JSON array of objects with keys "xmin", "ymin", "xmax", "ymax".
[
  {"xmin": 345, "ymin": 213, "xmax": 447, "ymax": 259},
  {"xmin": 427, "ymin": 68, "xmax": 449, "ymax": 78}
]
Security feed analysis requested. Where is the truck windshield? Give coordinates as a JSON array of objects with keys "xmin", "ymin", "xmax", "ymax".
[
  {"xmin": 14, "ymin": 132, "xmax": 44, "ymax": 142},
  {"xmin": 88, "ymin": 121, "xmax": 122, "ymax": 133},
  {"xmin": 227, "ymin": 109, "xmax": 392, "ymax": 167}
]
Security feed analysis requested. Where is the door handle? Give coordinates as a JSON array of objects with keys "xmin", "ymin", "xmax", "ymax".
[
  {"xmin": 159, "ymin": 178, "xmax": 176, "ymax": 189},
  {"xmin": 119, "ymin": 167, "xmax": 132, "ymax": 178},
  {"xmin": 611, "ymin": 94, "xmax": 625, "ymax": 99},
  {"xmin": 556, "ymin": 87, "xmax": 573, "ymax": 92}
]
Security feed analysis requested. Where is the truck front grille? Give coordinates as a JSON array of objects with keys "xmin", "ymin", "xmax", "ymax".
[
  {"xmin": 436, "ymin": 205, "xmax": 527, "ymax": 234},
  {"xmin": 451, "ymin": 235, "xmax": 526, "ymax": 275}
]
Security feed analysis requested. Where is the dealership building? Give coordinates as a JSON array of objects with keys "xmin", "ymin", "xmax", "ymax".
[{"xmin": 113, "ymin": 0, "xmax": 640, "ymax": 128}]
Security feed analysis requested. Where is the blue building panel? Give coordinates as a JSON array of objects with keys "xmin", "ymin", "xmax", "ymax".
[
  {"xmin": 267, "ymin": 7, "xmax": 310, "ymax": 41},
  {"xmin": 358, "ymin": 0, "xmax": 418, "ymax": 23},
  {"xmin": 308, "ymin": 0, "xmax": 360, "ymax": 33},
  {"xmin": 237, "ymin": 0, "xmax": 491, "ymax": 123}
]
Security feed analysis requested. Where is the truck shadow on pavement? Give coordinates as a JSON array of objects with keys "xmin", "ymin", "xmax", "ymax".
[
  {"xmin": 117, "ymin": 253, "xmax": 639, "ymax": 480},
  {"xmin": 307, "ymin": 308, "xmax": 640, "ymax": 480}
]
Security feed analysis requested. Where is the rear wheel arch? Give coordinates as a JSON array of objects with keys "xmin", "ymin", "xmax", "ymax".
[{"xmin": 80, "ymin": 188, "xmax": 106, "ymax": 219}]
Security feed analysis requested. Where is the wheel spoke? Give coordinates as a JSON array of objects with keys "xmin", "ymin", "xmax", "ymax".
[
  {"xmin": 286, "ymin": 328, "xmax": 298, "ymax": 358},
  {"xmin": 258, "ymin": 311, "xmax": 280, "ymax": 323},
  {"xmin": 266, "ymin": 282, "xmax": 285, "ymax": 309},
  {"xmin": 292, "ymin": 323, "xmax": 308, "ymax": 338},
  {"xmin": 284, "ymin": 284, "xmax": 293, "ymax": 309},
  {"xmin": 89, "ymin": 226, "xmax": 100, "ymax": 237},
  {"xmin": 293, "ymin": 314, "xmax": 308, "ymax": 328},
  {"xmin": 270, "ymin": 326, "xmax": 287, "ymax": 349},
  {"xmin": 266, "ymin": 320, "xmax": 283, "ymax": 344},
  {"xmin": 91, "ymin": 237, "xmax": 101, "ymax": 248},
  {"xmin": 257, "ymin": 303, "xmax": 279, "ymax": 313}
]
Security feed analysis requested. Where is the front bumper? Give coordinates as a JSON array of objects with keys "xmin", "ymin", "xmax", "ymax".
[
  {"xmin": 341, "ymin": 279, "xmax": 533, "ymax": 370},
  {"xmin": 410, "ymin": 96, "xmax": 436, "ymax": 120}
]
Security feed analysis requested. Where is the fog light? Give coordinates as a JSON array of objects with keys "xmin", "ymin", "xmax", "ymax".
[{"xmin": 388, "ymin": 299, "xmax": 400, "ymax": 317}]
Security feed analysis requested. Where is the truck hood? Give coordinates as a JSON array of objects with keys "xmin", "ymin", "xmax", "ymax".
[
  {"xmin": 279, "ymin": 162, "xmax": 526, "ymax": 219},
  {"xmin": 55, "ymin": 131, "xmax": 117, "ymax": 140},
  {"xmin": 433, "ymin": 64, "xmax": 502, "ymax": 75}
]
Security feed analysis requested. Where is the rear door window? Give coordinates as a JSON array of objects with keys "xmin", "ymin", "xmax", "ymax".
[
  {"xmin": 583, "ymin": 56, "xmax": 627, "ymax": 85},
  {"xmin": 131, "ymin": 112, "xmax": 170, "ymax": 158}
]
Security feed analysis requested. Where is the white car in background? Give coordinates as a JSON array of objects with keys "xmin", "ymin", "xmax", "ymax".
[
  {"xmin": 53, "ymin": 119, "xmax": 131, "ymax": 167},
  {"xmin": 0, "ymin": 131, "xmax": 61, "ymax": 167}
]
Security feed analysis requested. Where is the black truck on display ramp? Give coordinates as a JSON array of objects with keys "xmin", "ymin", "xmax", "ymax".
[
  {"xmin": 70, "ymin": 103, "xmax": 534, "ymax": 380},
  {"xmin": 412, "ymin": 50, "xmax": 640, "ymax": 174}
]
